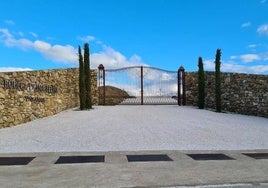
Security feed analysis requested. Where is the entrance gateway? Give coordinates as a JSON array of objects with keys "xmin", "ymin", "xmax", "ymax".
[{"xmin": 98, "ymin": 64, "xmax": 186, "ymax": 105}]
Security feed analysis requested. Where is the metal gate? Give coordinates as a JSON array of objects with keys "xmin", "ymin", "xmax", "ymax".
[{"xmin": 98, "ymin": 64, "xmax": 185, "ymax": 105}]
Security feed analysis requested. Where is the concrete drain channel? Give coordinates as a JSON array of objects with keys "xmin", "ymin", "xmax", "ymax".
[
  {"xmin": 55, "ymin": 155, "xmax": 105, "ymax": 164},
  {"xmin": 186, "ymin": 153, "xmax": 235, "ymax": 161},
  {"xmin": 242, "ymin": 153, "xmax": 268, "ymax": 159},
  {"xmin": 127, "ymin": 154, "xmax": 173, "ymax": 162},
  {"xmin": 0, "ymin": 157, "xmax": 35, "ymax": 166},
  {"xmin": 0, "ymin": 152, "xmax": 267, "ymax": 166}
]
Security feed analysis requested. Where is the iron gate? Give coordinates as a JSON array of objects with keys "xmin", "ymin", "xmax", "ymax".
[{"xmin": 98, "ymin": 64, "xmax": 185, "ymax": 105}]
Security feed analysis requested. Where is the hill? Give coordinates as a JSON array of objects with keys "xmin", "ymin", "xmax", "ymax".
[{"xmin": 98, "ymin": 86, "xmax": 131, "ymax": 105}]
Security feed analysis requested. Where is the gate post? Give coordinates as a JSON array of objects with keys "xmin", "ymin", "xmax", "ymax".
[
  {"xmin": 141, "ymin": 66, "xmax": 144, "ymax": 105},
  {"xmin": 182, "ymin": 67, "xmax": 186, "ymax": 105},
  {"xmin": 178, "ymin": 66, "xmax": 186, "ymax": 106},
  {"xmin": 98, "ymin": 64, "xmax": 105, "ymax": 105},
  {"xmin": 178, "ymin": 67, "xmax": 181, "ymax": 106}
]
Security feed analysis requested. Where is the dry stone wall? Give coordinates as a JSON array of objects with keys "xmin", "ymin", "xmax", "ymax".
[
  {"xmin": 1, "ymin": 68, "xmax": 267, "ymax": 128},
  {"xmin": 185, "ymin": 72, "xmax": 268, "ymax": 117},
  {"xmin": 0, "ymin": 68, "xmax": 98, "ymax": 128}
]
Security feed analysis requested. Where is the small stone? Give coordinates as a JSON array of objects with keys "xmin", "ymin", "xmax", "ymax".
[{"xmin": 0, "ymin": 92, "xmax": 5, "ymax": 99}]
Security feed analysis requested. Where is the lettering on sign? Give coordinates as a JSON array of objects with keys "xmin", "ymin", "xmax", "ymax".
[
  {"xmin": 3, "ymin": 80, "xmax": 58, "ymax": 94},
  {"xmin": 2, "ymin": 79, "xmax": 58, "ymax": 103},
  {"xmin": 24, "ymin": 96, "xmax": 46, "ymax": 103}
]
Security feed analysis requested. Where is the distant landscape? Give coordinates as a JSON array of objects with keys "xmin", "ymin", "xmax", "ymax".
[{"xmin": 98, "ymin": 86, "xmax": 131, "ymax": 105}]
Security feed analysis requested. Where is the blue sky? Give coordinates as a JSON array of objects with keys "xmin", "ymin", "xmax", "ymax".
[{"xmin": 0, "ymin": 0, "xmax": 268, "ymax": 74}]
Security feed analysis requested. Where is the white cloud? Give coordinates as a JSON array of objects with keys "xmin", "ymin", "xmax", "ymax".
[
  {"xmin": 230, "ymin": 55, "xmax": 238, "ymax": 60},
  {"xmin": 247, "ymin": 65, "xmax": 268, "ymax": 73},
  {"xmin": 226, "ymin": 54, "xmax": 261, "ymax": 63},
  {"xmin": 4, "ymin": 20, "xmax": 15, "ymax": 25},
  {"xmin": 29, "ymin": 32, "xmax": 38, "ymax": 38},
  {"xmin": 129, "ymin": 55, "xmax": 143, "ymax": 65},
  {"xmin": 205, "ymin": 51, "xmax": 268, "ymax": 74},
  {"xmin": 260, "ymin": 52, "xmax": 268, "ymax": 60},
  {"xmin": 91, "ymin": 45, "xmax": 146, "ymax": 69},
  {"xmin": 257, "ymin": 24, "xmax": 268, "ymax": 36},
  {"xmin": 0, "ymin": 28, "xmax": 33, "ymax": 49},
  {"xmin": 33, "ymin": 40, "xmax": 78, "ymax": 63},
  {"xmin": 161, "ymin": 72, "xmax": 173, "ymax": 81},
  {"xmin": 203, "ymin": 59, "xmax": 268, "ymax": 74},
  {"xmin": 0, "ymin": 28, "xmax": 146, "ymax": 69},
  {"xmin": 0, "ymin": 28, "xmax": 78, "ymax": 63},
  {"xmin": 231, "ymin": 52, "xmax": 268, "ymax": 63},
  {"xmin": 8, "ymin": 37, "xmax": 33, "ymax": 50},
  {"xmin": 241, "ymin": 22, "xmax": 251, "ymax": 28},
  {"xmin": 0, "ymin": 28, "xmax": 12, "ymax": 39},
  {"xmin": 17, "ymin": 32, "xmax": 24, "ymax": 37},
  {"xmin": 247, "ymin": 44, "xmax": 257, "ymax": 48},
  {"xmin": 77, "ymin": 35, "xmax": 95, "ymax": 43},
  {"xmin": 0, "ymin": 67, "xmax": 32, "ymax": 72},
  {"xmin": 240, "ymin": 54, "xmax": 260, "ymax": 63},
  {"xmin": 203, "ymin": 60, "xmax": 215, "ymax": 70}
]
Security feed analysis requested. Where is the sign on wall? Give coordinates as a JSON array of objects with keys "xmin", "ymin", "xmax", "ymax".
[{"xmin": 3, "ymin": 79, "xmax": 58, "ymax": 102}]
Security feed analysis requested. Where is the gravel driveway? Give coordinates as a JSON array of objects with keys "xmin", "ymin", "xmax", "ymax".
[{"xmin": 0, "ymin": 105, "xmax": 267, "ymax": 153}]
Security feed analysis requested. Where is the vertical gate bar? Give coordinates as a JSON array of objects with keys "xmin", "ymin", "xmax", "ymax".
[
  {"xmin": 178, "ymin": 66, "xmax": 185, "ymax": 106},
  {"xmin": 182, "ymin": 67, "xmax": 186, "ymax": 105},
  {"xmin": 98, "ymin": 67, "xmax": 101, "ymax": 104},
  {"xmin": 103, "ymin": 67, "xmax": 106, "ymax": 105},
  {"xmin": 177, "ymin": 68, "xmax": 181, "ymax": 106},
  {"xmin": 141, "ymin": 66, "xmax": 144, "ymax": 105}
]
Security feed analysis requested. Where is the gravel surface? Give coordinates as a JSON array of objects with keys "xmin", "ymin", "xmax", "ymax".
[{"xmin": 0, "ymin": 105, "xmax": 267, "ymax": 153}]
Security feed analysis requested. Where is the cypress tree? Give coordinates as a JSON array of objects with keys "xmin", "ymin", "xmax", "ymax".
[
  {"xmin": 78, "ymin": 46, "xmax": 85, "ymax": 110},
  {"xmin": 215, "ymin": 49, "xmax": 222, "ymax": 112},
  {"xmin": 198, "ymin": 56, "xmax": 205, "ymax": 109},
  {"xmin": 84, "ymin": 43, "xmax": 92, "ymax": 109}
]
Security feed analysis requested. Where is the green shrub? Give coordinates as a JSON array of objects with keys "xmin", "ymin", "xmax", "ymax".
[
  {"xmin": 84, "ymin": 43, "xmax": 92, "ymax": 109},
  {"xmin": 78, "ymin": 46, "xmax": 85, "ymax": 110},
  {"xmin": 215, "ymin": 49, "xmax": 222, "ymax": 112},
  {"xmin": 78, "ymin": 43, "xmax": 92, "ymax": 110},
  {"xmin": 198, "ymin": 57, "xmax": 205, "ymax": 109}
]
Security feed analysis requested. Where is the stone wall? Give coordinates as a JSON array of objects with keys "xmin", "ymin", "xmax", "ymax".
[
  {"xmin": 185, "ymin": 72, "xmax": 268, "ymax": 117},
  {"xmin": 0, "ymin": 68, "xmax": 98, "ymax": 128},
  {"xmin": 1, "ymin": 68, "xmax": 267, "ymax": 128}
]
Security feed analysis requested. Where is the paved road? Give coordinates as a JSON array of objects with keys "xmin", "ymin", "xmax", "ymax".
[{"xmin": 0, "ymin": 150, "xmax": 267, "ymax": 187}]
